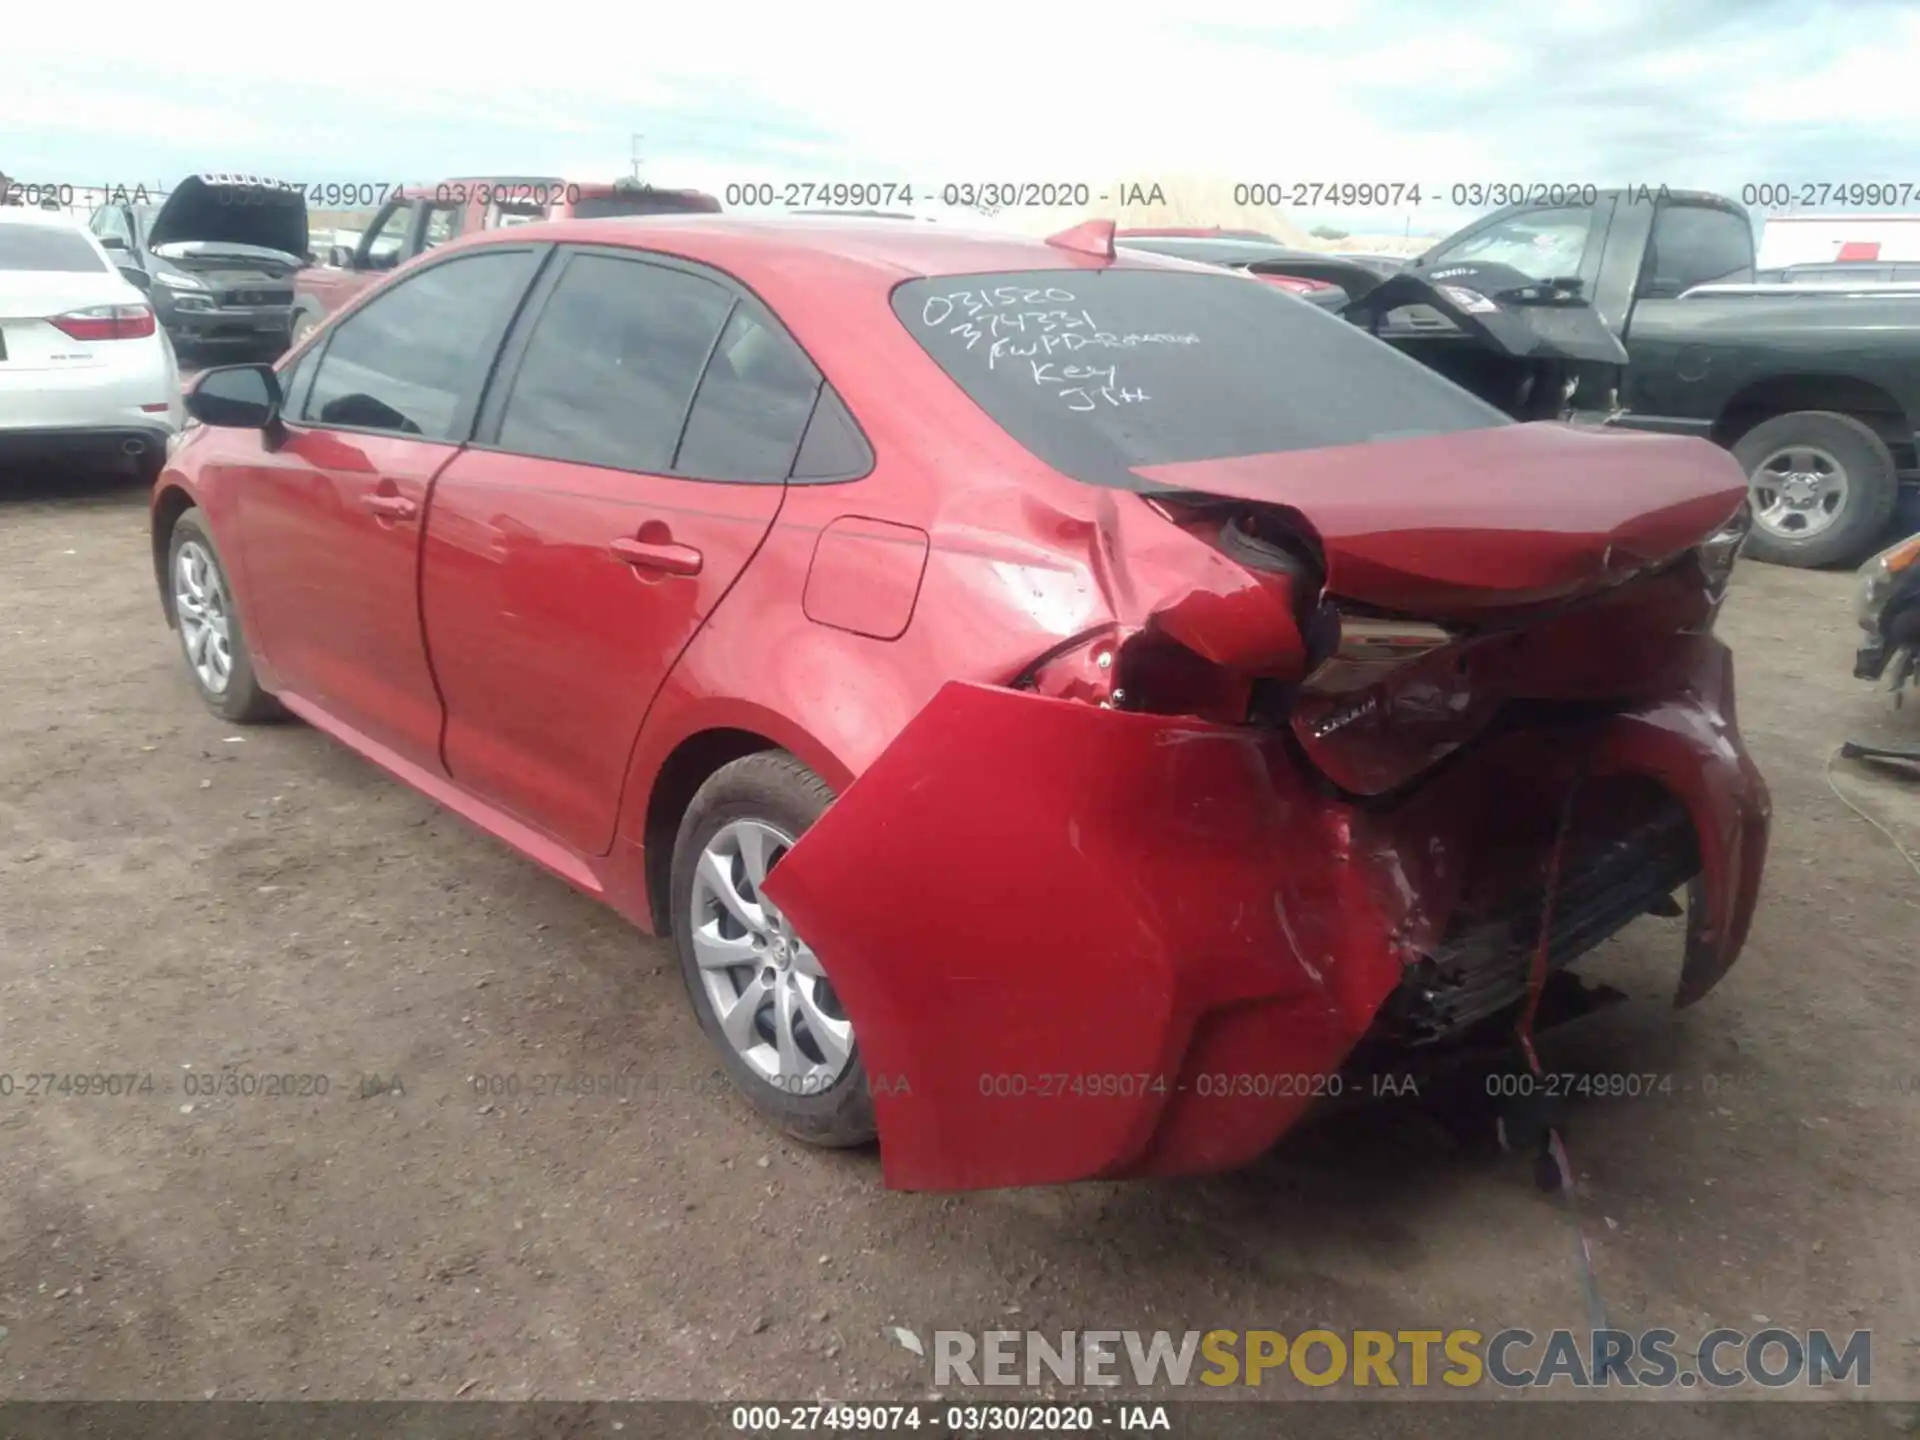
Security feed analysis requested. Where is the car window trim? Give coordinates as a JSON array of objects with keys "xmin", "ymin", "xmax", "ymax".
[
  {"xmin": 289, "ymin": 243, "xmax": 552, "ymax": 444},
  {"xmin": 667, "ymin": 297, "xmax": 748, "ymax": 473},
  {"xmin": 275, "ymin": 342, "xmax": 322, "ymax": 419},
  {"xmin": 469, "ymin": 241, "xmax": 875, "ymax": 486},
  {"xmin": 786, "ymin": 385, "xmax": 875, "ymax": 484}
]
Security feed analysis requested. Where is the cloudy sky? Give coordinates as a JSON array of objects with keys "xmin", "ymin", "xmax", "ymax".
[{"xmin": 8, "ymin": 0, "xmax": 1920, "ymax": 235}]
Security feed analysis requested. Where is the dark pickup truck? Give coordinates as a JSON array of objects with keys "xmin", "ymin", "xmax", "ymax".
[{"xmin": 1273, "ymin": 188, "xmax": 1920, "ymax": 567}]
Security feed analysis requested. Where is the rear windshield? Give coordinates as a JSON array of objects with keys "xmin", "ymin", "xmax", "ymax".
[
  {"xmin": 0, "ymin": 225, "xmax": 109, "ymax": 273},
  {"xmin": 569, "ymin": 193, "xmax": 721, "ymax": 220},
  {"xmin": 892, "ymin": 268, "xmax": 1509, "ymax": 492}
]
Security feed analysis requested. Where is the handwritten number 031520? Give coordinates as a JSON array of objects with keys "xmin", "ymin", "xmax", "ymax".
[{"xmin": 920, "ymin": 287, "xmax": 1077, "ymax": 328}]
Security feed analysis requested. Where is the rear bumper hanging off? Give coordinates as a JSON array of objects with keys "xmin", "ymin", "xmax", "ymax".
[{"xmin": 762, "ymin": 644, "xmax": 1768, "ymax": 1192}]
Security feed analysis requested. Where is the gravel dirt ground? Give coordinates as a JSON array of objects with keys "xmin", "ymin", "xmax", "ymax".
[{"xmin": 1, "ymin": 464, "xmax": 1917, "ymax": 1427}]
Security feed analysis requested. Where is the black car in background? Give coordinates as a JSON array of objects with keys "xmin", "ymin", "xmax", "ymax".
[{"xmin": 89, "ymin": 174, "xmax": 306, "ymax": 357}]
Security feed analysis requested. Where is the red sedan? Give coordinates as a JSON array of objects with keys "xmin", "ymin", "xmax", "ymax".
[{"xmin": 153, "ymin": 215, "xmax": 1769, "ymax": 1191}]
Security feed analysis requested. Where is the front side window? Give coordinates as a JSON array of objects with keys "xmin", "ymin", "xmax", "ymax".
[
  {"xmin": 420, "ymin": 203, "xmax": 463, "ymax": 251},
  {"xmin": 893, "ymin": 268, "xmax": 1508, "ymax": 493},
  {"xmin": 1428, "ymin": 207, "xmax": 1593, "ymax": 282},
  {"xmin": 494, "ymin": 253, "xmax": 734, "ymax": 472},
  {"xmin": 91, "ymin": 207, "xmax": 133, "ymax": 251},
  {"xmin": 302, "ymin": 249, "xmax": 537, "ymax": 438},
  {"xmin": 359, "ymin": 201, "xmax": 416, "ymax": 270}
]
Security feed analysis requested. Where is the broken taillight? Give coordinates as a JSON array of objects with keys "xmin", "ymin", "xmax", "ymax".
[
  {"xmin": 1016, "ymin": 627, "xmax": 1258, "ymax": 724},
  {"xmin": 1299, "ymin": 614, "xmax": 1456, "ymax": 695}
]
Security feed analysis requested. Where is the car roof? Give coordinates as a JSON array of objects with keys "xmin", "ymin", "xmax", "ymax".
[{"xmin": 445, "ymin": 213, "xmax": 1194, "ymax": 288}]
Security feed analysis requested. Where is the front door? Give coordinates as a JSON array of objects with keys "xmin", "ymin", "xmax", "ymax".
[{"xmin": 234, "ymin": 245, "xmax": 543, "ymax": 767}]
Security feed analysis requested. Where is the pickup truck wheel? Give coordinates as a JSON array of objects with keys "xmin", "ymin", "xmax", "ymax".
[
  {"xmin": 669, "ymin": 752, "xmax": 876, "ymax": 1149},
  {"xmin": 1736, "ymin": 411, "xmax": 1898, "ymax": 567}
]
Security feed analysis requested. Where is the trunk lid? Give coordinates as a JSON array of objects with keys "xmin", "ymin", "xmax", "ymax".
[
  {"xmin": 1132, "ymin": 422, "xmax": 1746, "ymax": 618},
  {"xmin": 147, "ymin": 174, "xmax": 308, "ymax": 264}
]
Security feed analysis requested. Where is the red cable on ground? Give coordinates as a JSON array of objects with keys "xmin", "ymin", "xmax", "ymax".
[{"xmin": 1515, "ymin": 768, "xmax": 1609, "ymax": 1332}]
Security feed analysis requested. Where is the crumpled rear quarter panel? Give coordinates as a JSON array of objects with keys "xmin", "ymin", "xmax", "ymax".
[{"xmin": 762, "ymin": 635, "xmax": 1768, "ymax": 1193}]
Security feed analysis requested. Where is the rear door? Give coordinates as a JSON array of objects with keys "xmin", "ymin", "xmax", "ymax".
[
  {"xmin": 420, "ymin": 248, "xmax": 816, "ymax": 854},
  {"xmin": 234, "ymin": 245, "xmax": 544, "ymax": 768}
]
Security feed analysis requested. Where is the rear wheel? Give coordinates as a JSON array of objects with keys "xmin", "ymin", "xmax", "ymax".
[
  {"xmin": 167, "ymin": 508, "xmax": 280, "ymax": 723},
  {"xmin": 1735, "ymin": 410, "xmax": 1898, "ymax": 567},
  {"xmin": 669, "ymin": 752, "xmax": 875, "ymax": 1148}
]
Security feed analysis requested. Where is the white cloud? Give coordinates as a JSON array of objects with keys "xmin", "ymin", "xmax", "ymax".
[{"xmin": 5, "ymin": 0, "xmax": 1917, "ymax": 237}]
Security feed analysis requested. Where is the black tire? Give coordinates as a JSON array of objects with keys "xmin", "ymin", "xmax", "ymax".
[
  {"xmin": 166, "ymin": 508, "xmax": 281, "ymax": 723},
  {"xmin": 1734, "ymin": 410, "xmax": 1899, "ymax": 568},
  {"xmin": 669, "ymin": 751, "xmax": 876, "ymax": 1148}
]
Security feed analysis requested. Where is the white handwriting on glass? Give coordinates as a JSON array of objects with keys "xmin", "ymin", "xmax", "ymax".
[
  {"xmin": 921, "ymin": 287, "xmax": 1078, "ymax": 327},
  {"xmin": 1058, "ymin": 385, "xmax": 1150, "ymax": 411}
]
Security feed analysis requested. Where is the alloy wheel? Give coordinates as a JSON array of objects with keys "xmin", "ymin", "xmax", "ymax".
[
  {"xmin": 688, "ymin": 818, "xmax": 855, "ymax": 1095},
  {"xmin": 173, "ymin": 540, "xmax": 234, "ymax": 695}
]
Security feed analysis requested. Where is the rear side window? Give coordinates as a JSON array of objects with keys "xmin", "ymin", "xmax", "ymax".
[
  {"xmin": 892, "ymin": 269, "xmax": 1508, "ymax": 493},
  {"xmin": 303, "ymin": 249, "xmax": 538, "ymax": 438},
  {"xmin": 674, "ymin": 300, "xmax": 821, "ymax": 481},
  {"xmin": 791, "ymin": 388, "xmax": 873, "ymax": 480},
  {"xmin": 495, "ymin": 252, "xmax": 734, "ymax": 472},
  {"xmin": 1643, "ymin": 205, "xmax": 1754, "ymax": 296},
  {"xmin": 0, "ymin": 225, "xmax": 110, "ymax": 273}
]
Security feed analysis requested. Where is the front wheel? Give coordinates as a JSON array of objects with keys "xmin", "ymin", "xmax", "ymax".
[
  {"xmin": 669, "ymin": 752, "xmax": 876, "ymax": 1148},
  {"xmin": 1735, "ymin": 410, "xmax": 1899, "ymax": 568},
  {"xmin": 167, "ymin": 508, "xmax": 280, "ymax": 723}
]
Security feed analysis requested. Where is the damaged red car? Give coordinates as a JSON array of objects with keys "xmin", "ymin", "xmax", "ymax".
[{"xmin": 152, "ymin": 214, "xmax": 1770, "ymax": 1192}]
